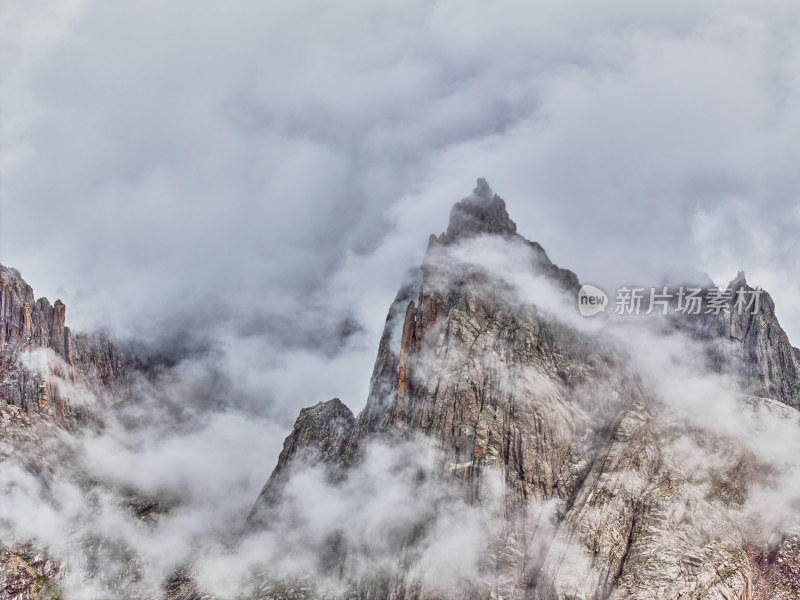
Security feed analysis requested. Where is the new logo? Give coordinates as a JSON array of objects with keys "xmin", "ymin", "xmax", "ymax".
[{"xmin": 578, "ymin": 284, "xmax": 608, "ymax": 316}]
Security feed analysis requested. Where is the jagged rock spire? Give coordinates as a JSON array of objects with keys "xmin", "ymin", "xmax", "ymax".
[
  {"xmin": 728, "ymin": 269, "xmax": 748, "ymax": 290},
  {"xmin": 249, "ymin": 398, "xmax": 355, "ymax": 521},
  {"xmin": 1, "ymin": 264, "xmax": 71, "ymax": 361},
  {"xmin": 443, "ymin": 178, "xmax": 517, "ymax": 242}
]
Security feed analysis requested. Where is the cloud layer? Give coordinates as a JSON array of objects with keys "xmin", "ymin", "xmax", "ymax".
[
  {"xmin": 2, "ymin": 1, "xmax": 799, "ymax": 355},
  {"xmin": 1, "ymin": 4, "xmax": 800, "ymax": 595}
]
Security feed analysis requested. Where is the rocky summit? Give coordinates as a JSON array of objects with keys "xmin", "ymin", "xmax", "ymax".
[{"xmin": 3, "ymin": 181, "xmax": 800, "ymax": 599}]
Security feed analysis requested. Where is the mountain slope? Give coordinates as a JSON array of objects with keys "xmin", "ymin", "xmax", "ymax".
[{"xmin": 250, "ymin": 180, "xmax": 800, "ymax": 599}]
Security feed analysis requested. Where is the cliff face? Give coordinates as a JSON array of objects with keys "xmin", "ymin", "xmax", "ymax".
[
  {"xmin": 252, "ymin": 181, "xmax": 800, "ymax": 599},
  {"xmin": 0, "ymin": 267, "xmax": 72, "ymax": 361},
  {"xmin": 251, "ymin": 398, "xmax": 356, "ymax": 514},
  {"xmin": 0, "ymin": 265, "xmax": 129, "ymax": 428},
  {"xmin": 669, "ymin": 270, "xmax": 800, "ymax": 410},
  {"xmin": 726, "ymin": 275, "xmax": 800, "ymax": 408}
]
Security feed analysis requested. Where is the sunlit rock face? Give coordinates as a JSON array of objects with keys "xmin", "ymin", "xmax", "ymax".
[{"xmin": 3, "ymin": 181, "xmax": 800, "ymax": 599}]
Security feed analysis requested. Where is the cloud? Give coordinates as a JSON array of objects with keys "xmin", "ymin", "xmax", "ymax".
[
  {"xmin": 2, "ymin": 1, "xmax": 800, "ymax": 596},
  {"xmin": 2, "ymin": 0, "xmax": 799, "ymax": 349},
  {"xmin": 0, "ymin": 347, "xmax": 289, "ymax": 597},
  {"xmin": 193, "ymin": 435, "xmax": 510, "ymax": 598}
]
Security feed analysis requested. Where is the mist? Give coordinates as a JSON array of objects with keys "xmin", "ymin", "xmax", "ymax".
[{"xmin": 2, "ymin": 1, "xmax": 800, "ymax": 598}]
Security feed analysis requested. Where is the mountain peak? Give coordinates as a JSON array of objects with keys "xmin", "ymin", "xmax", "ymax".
[
  {"xmin": 443, "ymin": 178, "xmax": 517, "ymax": 242},
  {"xmin": 728, "ymin": 269, "xmax": 748, "ymax": 290}
]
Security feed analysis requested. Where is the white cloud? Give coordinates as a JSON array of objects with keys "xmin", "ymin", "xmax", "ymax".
[{"xmin": 2, "ymin": 1, "xmax": 800, "ymax": 596}]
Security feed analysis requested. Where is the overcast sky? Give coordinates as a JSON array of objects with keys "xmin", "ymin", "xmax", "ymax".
[{"xmin": 2, "ymin": 0, "xmax": 799, "ymax": 420}]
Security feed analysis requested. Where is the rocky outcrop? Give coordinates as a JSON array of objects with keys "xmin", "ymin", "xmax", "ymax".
[
  {"xmin": 749, "ymin": 529, "xmax": 800, "ymax": 600},
  {"xmin": 0, "ymin": 545, "xmax": 63, "ymax": 600},
  {"xmin": 442, "ymin": 178, "xmax": 518, "ymax": 241},
  {"xmin": 1, "ymin": 267, "xmax": 72, "ymax": 362},
  {"xmin": 726, "ymin": 273, "xmax": 800, "ymax": 408},
  {"xmin": 666, "ymin": 271, "xmax": 800, "ymax": 409},
  {"xmin": 250, "ymin": 398, "xmax": 356, "ymax": 517},
  {"xmin": 0, "ymin": 265, "xmax": 129, "ymax": 427}
]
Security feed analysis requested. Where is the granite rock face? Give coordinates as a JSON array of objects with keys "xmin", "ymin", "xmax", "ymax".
[
  {"xmin": 443, "ymin": 177, "xmax": 518, "ymax": 241},
  {"xmin": 726, "ymin": 273, "xmax": 800, "ymax": 408},
  {"xmin": 1, "ymin": 267, "xmax": 71, "ymax": 361},
  {"xmin": 253, "ymin": 181, "xmax": 800, "ymax": 599},
  {"xmin": 0, "ymin": 265, "xmax": 129, "ymax": 428},
  {"xmin": 250, "ymin": 398, "xmax": 356, "ymax": 515},
  {"xmin": 667, "ymin": 269, "xmax": 800, "ymax": 409}
]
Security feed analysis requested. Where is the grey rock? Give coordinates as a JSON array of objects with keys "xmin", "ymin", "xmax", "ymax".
[
  {"xmin": 250, "ymin": 398, "xmax": 356, "ymax": 521},
  {"xmin": 0, "ymin": 264, "xmax": 130, "ymax": 427}
]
